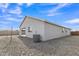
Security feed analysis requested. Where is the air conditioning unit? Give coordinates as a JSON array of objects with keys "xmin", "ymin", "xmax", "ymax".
[{"xmin": 33, "ymin": 34, "xmax": 41, "ymax": 43}]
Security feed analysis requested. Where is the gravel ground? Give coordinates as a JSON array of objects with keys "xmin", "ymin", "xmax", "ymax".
[{"xmin": 0, "ymin": 35, "xmax": 79, "ymax": 56}]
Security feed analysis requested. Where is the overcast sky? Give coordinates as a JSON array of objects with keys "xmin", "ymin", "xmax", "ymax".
[{"xmin": 0, "ymin": 3, "xmax": 79, "ymax": 31}]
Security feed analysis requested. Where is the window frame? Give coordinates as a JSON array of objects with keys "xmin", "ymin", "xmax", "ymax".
[{"xmin": 28, "ymin": 27, "xmax": 32, "ymax": 32}]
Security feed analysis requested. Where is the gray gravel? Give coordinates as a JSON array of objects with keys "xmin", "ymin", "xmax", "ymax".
[{"xmin": 0, "ymin": 35, "xmax": 79, "ymax": 56}]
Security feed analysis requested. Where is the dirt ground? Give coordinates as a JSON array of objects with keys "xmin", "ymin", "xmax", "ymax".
[{"xmin": 0, "ymin": 35, "xmax": 79, "ymax": 56}]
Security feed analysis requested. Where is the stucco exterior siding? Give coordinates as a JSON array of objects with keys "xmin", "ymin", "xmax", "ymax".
[
  {"xmin": 19, "ymin": 17, "xmax": 29, "ymax": 36},
  {"xmin": 20, "ymin": 17, "xmax": 45, "ymax": 41},
  {"xmin": 43, "ymin": 22, "xmax": 70, "ymax": 41},
  {"xmin": 65, "ymin": 29, "xmax": 71, "ymax": 36},
  {"xmin": 19, "ymin": 16, "xmax": 71, "ymax": 41}
]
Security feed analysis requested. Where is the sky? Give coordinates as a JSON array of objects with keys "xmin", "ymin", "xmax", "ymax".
[{"xmin": 0, "ymin": 3, "xmax": 79, "ymax": 31}]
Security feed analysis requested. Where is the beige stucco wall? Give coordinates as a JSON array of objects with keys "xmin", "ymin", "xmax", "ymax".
[
  {"xmin": 42, "ymin": 22, "xmax": 71, "ymax": 41},
  {"xmin": 19, "ymin": 16, "xmax": 71, "ymax": 41},
  {"xmin": 20, "ymin": 17, "xmax": 45, "ymax": 41}
]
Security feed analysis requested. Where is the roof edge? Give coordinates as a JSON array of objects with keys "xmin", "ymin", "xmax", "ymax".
[
  {"xmin": 20, "ymin": 16, "xmax": 71, "ymax": 30},
  {"xmin": 19, "ymin": 16, "xmax": 27, "ymax": 28}
]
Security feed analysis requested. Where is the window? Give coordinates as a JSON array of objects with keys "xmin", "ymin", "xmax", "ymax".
[
  {"xmin": 28, "ymin": 27, "xmax": 32, "ymax": 32},
  {"xmin": 21, "ymin": 28, "xmax": 26, "ymax": 35},
  {"xmin": 62, "ymin": 28, "xmax": 65, "ymax": 33}
]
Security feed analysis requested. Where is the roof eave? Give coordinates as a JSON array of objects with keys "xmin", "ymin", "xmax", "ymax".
[
  {"xmin": 19, "ymin": 16, "xmax": 27, "ymax": 28},
  {"xmin": 19, "ymin": 16, "xmax": 71, "ymax": 30}
]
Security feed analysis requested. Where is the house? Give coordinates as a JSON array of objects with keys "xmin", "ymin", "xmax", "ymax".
[{"xmin": 19, "ymin": 16, "xmax": 71, "ymax": 41}]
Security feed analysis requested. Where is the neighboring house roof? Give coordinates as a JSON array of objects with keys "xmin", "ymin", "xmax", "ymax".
[{"xmin": 20, "ymin": 16, "xmax": 71, "ymax": 30}]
